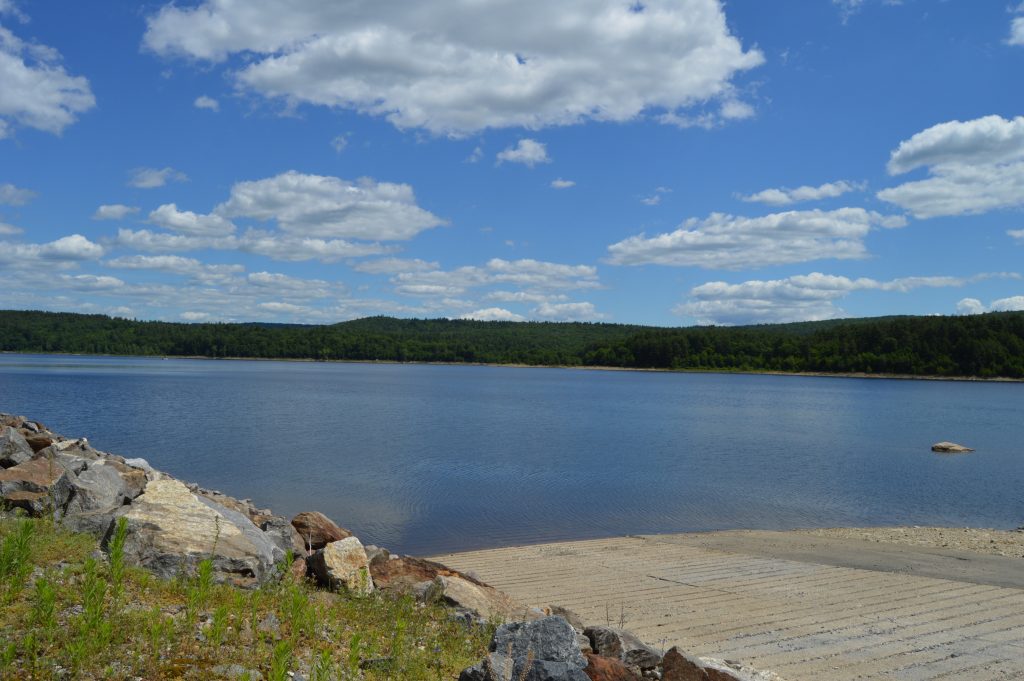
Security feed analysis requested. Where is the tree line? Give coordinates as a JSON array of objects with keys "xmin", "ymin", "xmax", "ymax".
[{"xmin": 1, "ymin": 309, "xmax": 1022, "ymax": 378}]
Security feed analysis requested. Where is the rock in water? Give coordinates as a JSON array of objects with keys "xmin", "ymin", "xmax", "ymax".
[
  {"xmin": 931, "ymin": 441, "xmax": 974, "ymax": 453},
  {"xmin": 307, "ymin": 536, "xmax": 374, "ymax": 593},
  {"xmin": 118, "ymin": 478, "xmax": 283, "ymax": 587},
  {"xmin": 290, "ymin": 511, "xmax": 352, "ymax": 551},
  {"xmin": 0, "ymin": 426, "xmax": 34, "ymax": 468}
]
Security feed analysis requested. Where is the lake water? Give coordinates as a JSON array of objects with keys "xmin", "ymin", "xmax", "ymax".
[{"xmin": 1, "ymin": 353, "xmax": 1021, "ymax": 555}]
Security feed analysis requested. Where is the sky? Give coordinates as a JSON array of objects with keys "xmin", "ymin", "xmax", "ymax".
[{"xmin": 0, "ymin": 0, "xmax": 1022, "ymax": 327}]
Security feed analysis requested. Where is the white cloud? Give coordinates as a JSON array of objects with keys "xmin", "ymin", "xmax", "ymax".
[
  {"xmin": 878, "ymin": 115, "xmax": 1024, "ymax": 218},
  {"xmin": 106, "ymin": 255, "xmax": 244, "ymax": 282},
  {"xmin": 93, "ymin": 204, "xmax": 139, "ymax": 220},
  {"xmin": 257, "ymin": 301, "xmax": 308, "ymax": 314},
  {"xmin": 0, "ymin": 221, "xmax": 21, "ymax": 234},
  {"xmin": 143, "ymin": 0, "xmax": 763, "ymax": 135},
  {"xmin": 0, "ymin": 182, "xmax": 35, "ymax": 205},
  {"xmin": 1009, "ymin": 17, "xmax": 1024, "ymax": 46},
  {"xmin": 115, "ymin": 228, "xmax": 392, "ymax": 262},
  {"xmin": 607, "ymin": 207, "xmax": 905, "ymax": 270},
  {"xmin": 129, "ymin": 167, "xmax": 189, "ymax": 189},
  {"xmin": 149, "ymin": 203, "xmax": 236, "ymax": 236},
  {"xmin": 216, "ymin": 171, "xmax": 444, "ymax": 240},
  {"xmin": 551, "ymin": 178, "xmax": 575, "ymax": 189},
  {"xmin": 466, "ymin": 146, "xmax": 484, "ymax": 163},
  {"xmin": 0, "ymin": 234, "xmax": 104, "ymax": 265},
  {"xmin": 181, "ymin": 311, "xmax": 211, "ymax": 321},
  {"xmin": 246, "ymin": 271, "xmax": 331, "ymax": 297},
  {"xmin": 740, "ymin": 180, "xmax": 864, "ymax": 206},
  {"xmin": 486, "ymin": 290, "xmax": 567, "ymax": 305},
  {"xmin": 459, "ymin": 307, "xmax": 526, "ymax": 322},
  {"xmin": 719, "ymin": 98, "xmax": 755, "ymax": 120},
  {"xmin": 0, "ymin": 21, "xmax": 94, "ymax": 137},
  {"xmin": 58, "ymin": 274, "xmax": 125, "ymax": 291},
  {"xmin": 330, "ymin": 134, "xmax": 348, "ymax": 153},
  {"xmin": 1009, "ymin": 229, "xmax": 1024, "ymax": 244},
  {"xmin": 958, "ymin": 295, "xmax": 1024, "ymax": 314},
  {"xmin": 534, "ymin": 301, "xmax": 606, "ymax": 321},
  {"xmin": 640, "ymin": 195, "xmax": 661, "ymax": 206},
  {"xmin": 194, "ymin": 95, "xmax": 219, "ymax": 111},
  {"xmin": 675, "ymin": 271, "xmax": 1018, "ymax": 325},
  {"xmin": 393, "ymin": 258, "xmax": 599, "ymax": 298},
  {"xmin": 497, "ymin": 139, "xmax": 550, "ymax": 167},
  {"xmin": 353, "ymin": 257, "xmax": 439, "ymax": 274}
]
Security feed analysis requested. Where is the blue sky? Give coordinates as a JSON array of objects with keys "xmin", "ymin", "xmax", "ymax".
[{"xmin": 1, "ymin": 0, "xmax": 1022, "ymax": 326}]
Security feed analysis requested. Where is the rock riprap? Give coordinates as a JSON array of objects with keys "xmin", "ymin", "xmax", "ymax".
[
  {"xmin": 307, "ymin": 536, "xmax": 374, "ymax": 594},
  {"xmin": 461, "ymin": 616, "xmax": 591, "ymax": 681}
]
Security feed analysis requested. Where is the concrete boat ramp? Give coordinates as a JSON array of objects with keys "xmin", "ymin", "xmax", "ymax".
[{"xmin": 432, "ymin": 531, "xmax": 1024, "ymax": 681}]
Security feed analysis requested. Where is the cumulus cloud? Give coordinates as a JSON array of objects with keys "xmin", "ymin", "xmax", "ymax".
[
  {"xmin": 58, "ymin": 274, "xmax": 125, "ymax": 291},
  {"xmin": 143, "ymin": 0, "xmax": 763, "ymax": 135},
  {"xmin": 0, "ymin": 20, "xmax": 94, "ymax": 137},
  {"xmin": 393, "ymin": 258, "xmax": 599, "ymax": 298},
  {"xmin": 675, "ymin": 271, "xmax": 1018, "ymax": 325},
  {"xmin": 0, "ymin": 234, "xmax": 104, "ymax": 266},
  {"xmin": 330, "ymin": 135, "xmax": 348, "ymax": 153},
  {"xmin": 0, "ymin": 182, "xmax": 35, "ymax": 205},
  {"xmin": 93, "ymin": 204, "xmax": 139, "ymax": 220},
  {"xmin": 105, "ymin": 255, "xmax": 244, "ymax": 283},
  {"xmin": 957, "ymin": 296, "xmax": 1024, "ymax": 314},
  {"xmin": 607, "ymin": 207, "xmax": 905, "ymax": 270},
  {"xmin": 193, "ymin": 95, "xmax": 219, "ymax": 111},
  {"xmin": 149, "ymin": 203, "xmax": 236, "ymax": 236},
  {"xmin": 353, "ymin": 258, "xmax": 439, "ymax": 274},
  {"xmin": 550, "ymin": 178, "xmax": 575, "ymax": 189},
  {"xmin": 497, "ymin": 139, "xmax": 550, "ymax": 167},
  {"xmin": 740, "ymin": 180, "xmax": 864, "ymax": 206},
  {"xmin": 0, "ymin": 221, "xmax": 21, "ymax": 234},
  {"xmin": 878, "ymin": 115, "xmax": 1024, "ymax": 218},
  {"xmin": 1009, "ymin": 229, "xmax": 1024, "ymax": 244},
  {"xmin": 534, "ymin": 301, "xmax": 606, "ymax": 321},
  {"xmin": 459, "ymin": 307, "xmax": 526, "ymax": 322},
  {"xmin": 216, "ymin": 171, "xmax": 444, "ymax": 240},
  {"xmin": 129, "ymin": 167, "xmax": 189, "ymax": 189}
]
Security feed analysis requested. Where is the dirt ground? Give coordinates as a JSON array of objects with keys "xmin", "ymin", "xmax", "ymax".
[{"xmin": 798, "ymin": 525, "xmax": 1024, "ymax": 558}]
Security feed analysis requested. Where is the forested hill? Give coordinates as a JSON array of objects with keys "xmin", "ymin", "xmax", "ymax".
[{"xmin": 1, "ymin": 309, "xmax": 1023, "ymax": 378}]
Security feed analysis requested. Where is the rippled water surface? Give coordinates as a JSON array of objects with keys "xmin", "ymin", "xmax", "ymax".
[{"xmin": 1, "ymin": 354, "xmax": 1021, "ymax": 554}]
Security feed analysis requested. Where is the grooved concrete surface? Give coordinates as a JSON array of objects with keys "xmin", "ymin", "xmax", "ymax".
[{"xmin": 432, "ymin": 532, "xmax": 1024, "ymax": 681}]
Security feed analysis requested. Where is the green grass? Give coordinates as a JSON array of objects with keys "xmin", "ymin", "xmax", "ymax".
[{"xmin": 0, "ymin": 514, "xmax": 492, "ymax": 680}]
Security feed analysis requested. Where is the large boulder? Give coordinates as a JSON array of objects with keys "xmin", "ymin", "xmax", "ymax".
[
  {"xmin": 661, "ymin": 647, "xmax": 751, "ymax": 681},
  {"xmin": 371, "ymin": 554, "xmax": 468, "ymax": 593},
  {"xmin": 426, "ymin": 574, "xmax": 521, "ymax": 621},
  {"xmin": 0, "ymin": 457, "xmax": 75, "ymax": 517},
  {"xmin": 584, "ymin": 626, "xmax": 662, "ymax": 670},
  {"xmin": 307, "ymin": 536, "xmax": 374, "ymax": 594},
  {"xmin": 0, "ymin": 426, "xmax": 34, "ymax": 468},
  {"xmin": 117, "ymin": 478, "xmax": 284, "ymax": 587},
  {"xmin": 290, "ymin": 511, "xmax": 352, "ymax": 551},
  {"xmin": 66, "ymin": 463, "xmax": 129, "ymax": 515},
  {"xmin": 460, "ymin": 617, "xmax": 590, "ymax": 681}
]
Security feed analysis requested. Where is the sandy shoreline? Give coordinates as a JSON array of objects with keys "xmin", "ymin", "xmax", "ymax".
[{"xmin": 799, "ymin": 525, "xmax": 1024, "ymax": 558}]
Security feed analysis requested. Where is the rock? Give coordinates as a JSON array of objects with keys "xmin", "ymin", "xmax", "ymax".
[
  {"xmin": 211, "ymin": 663, "xmax": 264, "ymax": 680},
  {"xmin": 259, "ymin": 515, "xmax": 307, "ymax": 557},
  {"xmin": 1, "ymin": 426, "xmax": 34, "ymax": 468},
  {"xmin": 65, "ymin": 463, "xmax": 128, "ymax": 515},
  {"xmin": 61, "ymin": 506, "xmax": 120, "ymax": 540},
  {"xmin": 290, "ymin": 511, "xmax": 352, "ymax": 551},
  {"xmin": 289, "ymin": 556, "xmax": 308, "ymax": 582},
  {"xmin": 931, "ymin": 441, "xmax": 974, "ymax": 453},
  {"xmin": 117, "ymin": 478, "xmax": 284, "ymax": 587},
  {"xmin": 662, "ymin": 647, "xmax": 710, "ymax": 681},
  {"xmin": 371, "ymin": 554, "xmax": 463, "ymax": 593},
  {"xmin": 123, "ymin": 457, "xmax": 155, "ymax": 475},
  {"xmin": 257, "ymin": 611, "xmax": 281, "ymax": 638},
  {"xmin": 426, "ymin": 574, "xmax": 521, "ymax": 621},
  {"xmin": 584, "ymin": 652, "xmax": 641, "ymax": 681},
  {"xmin": 0, "ymin": 457, "xmax": 75, "ymax": 517},
  {"xmin": 308, "ymin": 536, "xmax": 374, "ymax": 594},
  {"xmin": 2, "ymin": 490, "xmax": 51, "ymax": 515},
  {"xmin": 585, "ymin": 627, "xmax": 662, "ymax": 670},
  {"xmin": 462, "ymin": 617, "xmax": 591, "ymax": 681},
  {"xmin": 24, "ymin": 433, "xmax": 55, "ymax": 453}
]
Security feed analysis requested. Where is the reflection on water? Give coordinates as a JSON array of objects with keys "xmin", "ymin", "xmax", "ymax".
[{"xmin": 1, "ymin": 353, "xmax": 1021, "ymax": 555}]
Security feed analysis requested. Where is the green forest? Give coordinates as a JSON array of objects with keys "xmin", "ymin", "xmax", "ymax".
[{"xmin": 1, "ymin": 309, "xmax": 1023, "ymax": 378}]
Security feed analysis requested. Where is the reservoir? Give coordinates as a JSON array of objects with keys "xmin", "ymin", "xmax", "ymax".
[{"xmin": 1, "ymin": 353, "xmax": 1020, "ymax": 555}]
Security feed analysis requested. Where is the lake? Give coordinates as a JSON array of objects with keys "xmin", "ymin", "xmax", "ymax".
[{"xmin": 1, "ymin": 353, "xmax": 1021, "ymax": 555}]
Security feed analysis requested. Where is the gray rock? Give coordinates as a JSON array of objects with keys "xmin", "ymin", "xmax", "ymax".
[
  {"xmin": 0, "ymin": 457, "xmax": 75, "ymax": 518},
  {"xmin": 461, "ymin": 616, "xmax": 591, "ymax": 680},
  {"xmin": 585, "ymin": 626, "xmax": 663, "ymax": 670},
  {"xmin": 66, "ymin": 463, "xmax": 127, "ymax": 515},
  {"xmin": 260, "ymin": 515, "xmax": 306, "ymax": 557},
  {"xmin": 0, "ymin": 426, "xmax": 34, "ymax": 468},
  {"xmin": 211, "ymin": 664, "xmax": 264, "ymax": 680},
  {"xmin": 425, "ymin": 574, "xmax": 519, "ymax": 620},
  {"xmin": 61, "ymin": 506, "xmax": 119, "ymax": 540}
]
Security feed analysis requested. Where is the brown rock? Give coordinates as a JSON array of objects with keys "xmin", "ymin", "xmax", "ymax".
[
  {"xmin": 372, "ymin": 554, "xmax": 462, "ymax": 591},
  {"xmin": 291, "ymin": 511, "xmax": 352, "ymax": 551},
  {"xmin": 0, "ymin": 457, "xmax": 74, "ymax": 516},
  {"xmin": 662, "ymin": 647, "xmax": 709, "ymax": 681},
  {"xmin": 24, "ymin": 433, "xmax": 55, "ymax": 453},
  {"xmin": 289, "ymin": 556, "xmax": 308, "ymax": 582},
  {"xmin": 3, "ymin": 490, "xmax": 49, "ymax": 515},
  {"xmin": 424, "ymin": 574, "xmax": 519, "ymax": 620},
  {"xmin": 584, "ymin": 653, "xmax": 641, "ymax": 680}
]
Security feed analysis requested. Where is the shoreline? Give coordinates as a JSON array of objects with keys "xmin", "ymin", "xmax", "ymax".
[{"xmin": 3, "ymin": 349, "xmax": 1022, "ymax": 383}]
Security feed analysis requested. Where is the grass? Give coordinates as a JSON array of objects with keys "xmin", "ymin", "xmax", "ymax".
[{"xmin": 0, "ymin": 514, "xmax": 492, "ymax": 680}]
